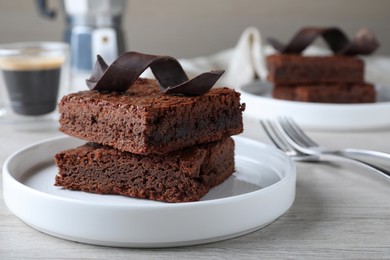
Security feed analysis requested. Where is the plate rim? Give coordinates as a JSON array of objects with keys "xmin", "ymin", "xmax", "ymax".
[
  {"xmin": 3, "ymin": 135, "xmax": 295, "ymax": 209},
  {"xmin": 2, "ymin": 135, "xmax": 296, "ymax": 247}
]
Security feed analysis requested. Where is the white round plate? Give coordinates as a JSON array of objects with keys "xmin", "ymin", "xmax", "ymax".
[
  {"xmin": 240, "ymin": 81, "xmax": 390, "ymax": 131},
  {"xmin": 3, "ymin": 136, "xmax": 296, "ymax": 248}
]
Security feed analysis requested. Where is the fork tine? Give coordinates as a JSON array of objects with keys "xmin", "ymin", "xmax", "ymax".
[
  {"xmin": 278, "ymin": 117, "xmax": 318, "ymax": 147},
  {"xmin": 260, "ymin": 119, "xmax": 295, "ymax": 153},
  {"xmin": 261, "ymin": 119, "xmax": 318, "ymax": 161},
  {"xmin": 268, "ymin": 117, "xmax": 316, "ymax": 155}
]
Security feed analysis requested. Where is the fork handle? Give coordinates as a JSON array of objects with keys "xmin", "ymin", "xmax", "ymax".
[
  {"xmin": 321, "ymin": 154, "xmax": 390, "ymax": 181},
  {"xmin": 337, "ymin": 148, "xmax": 390, "ymax": 162}
]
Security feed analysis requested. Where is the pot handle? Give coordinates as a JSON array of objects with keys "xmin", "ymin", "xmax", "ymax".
[{"xmin": 36, "ymin": 0, "xmax": 57, "ymax": 19}]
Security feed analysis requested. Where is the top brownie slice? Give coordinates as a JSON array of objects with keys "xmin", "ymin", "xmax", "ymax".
[
  {"xmin": 59, "ymin": 78, "xmax": 245, "ymax": 155},
  {"xmin": 267, "ymin": 54, "xmax": 364, "ymax": 85}
]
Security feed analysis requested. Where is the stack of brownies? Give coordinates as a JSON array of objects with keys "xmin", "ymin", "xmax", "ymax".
[
  {"xmin": 54, "ymin": 54, "xmax": 245, "ymax": 203},
  {"xmin": 267, "ymin": 54, "xmax": 376, "ymax": 103},
  {"xmin": 266, "ymin": 27, "xmax": 379, "ymax": 103}
]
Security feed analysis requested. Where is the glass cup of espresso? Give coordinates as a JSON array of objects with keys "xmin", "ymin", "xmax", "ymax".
[{"xmin": 0, "ymin": 42, "xmax": 69, "ymax": 122}]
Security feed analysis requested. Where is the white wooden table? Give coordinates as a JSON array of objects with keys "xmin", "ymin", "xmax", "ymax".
[{"xmin": 1, "ymin": 116, "xmax": 390, "ymax": 259}]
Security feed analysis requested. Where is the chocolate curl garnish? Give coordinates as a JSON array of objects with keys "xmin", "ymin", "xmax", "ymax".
[
  {"xmin": 268, "ymin": 27, "xmax": 379, "ymax": 55},
  {"xmin": 86, "ymin": 52, "xmax": 224, "ymax": 95}
]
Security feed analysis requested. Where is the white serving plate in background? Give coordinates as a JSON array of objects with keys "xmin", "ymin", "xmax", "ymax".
[{"xmin": 240, "ymin": 81, "xmax": 390, "ymax": 131}]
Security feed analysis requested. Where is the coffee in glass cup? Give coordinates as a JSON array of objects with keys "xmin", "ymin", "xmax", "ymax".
[{"xmin": 0, "ymin": 42, "xmax": 69, "ymax": 119}]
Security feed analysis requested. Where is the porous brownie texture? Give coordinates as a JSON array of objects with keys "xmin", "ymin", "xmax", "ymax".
[
  {"xmin": 59, "ymin": 78, "xmax": 245, "ymax": 155},
  {"xmin": 54, "ymin": 137, "xmax": 235, "ymax": 203},
  {"xmin": 272, "ymin": 83, "xmax": 376, "ymax": 103},
  {"xmin": 267, "ymin": 54, "xmax": 364, "ymax": 84}
]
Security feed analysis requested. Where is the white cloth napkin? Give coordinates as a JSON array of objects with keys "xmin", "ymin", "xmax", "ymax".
[
  {"xmin": 178, "ymin": 27, "xmax": 268, "ymax": 88},
  {"xmin": 363, "ymin": 56, "xmax": 390, "ymax": 86},
  {"xmin": 144, "ymin": 27, "xmax": 390, "ymax": 88}
]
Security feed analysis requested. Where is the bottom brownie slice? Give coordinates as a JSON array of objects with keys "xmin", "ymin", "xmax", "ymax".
[
  {"xmin": 54, "ymin": 137, "xmax": 235, "ymax": 203},
  {"xmin": 272, "ymin": 83, "xmax": 376, "ymax": 103}
]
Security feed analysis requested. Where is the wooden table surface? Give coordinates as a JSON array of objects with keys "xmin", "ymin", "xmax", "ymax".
[{"xmin": 1, "ymin": 116, "xmax": 390, "ymax": 259}]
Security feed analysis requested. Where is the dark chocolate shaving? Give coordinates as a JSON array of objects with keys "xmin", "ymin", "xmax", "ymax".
[
  {"xmin": 268, "ymin": 27, "xmax": 379, "ymax": 55},
  {"xmin": 86, "ymin": 52, "xmax": 224, "ymax": 95}
]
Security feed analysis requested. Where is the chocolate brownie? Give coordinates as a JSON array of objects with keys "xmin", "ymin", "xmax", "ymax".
[
  {"xmin": 267, "ymin": 54, "xmax": 364, "ymax": 85},
  {"xmin": 59, "ymin": 78, "xmax": 245, "ymax": 155},
  {"xmin": 272, "ymin": 83, "xmax": 376, "ymax": 103},
  {"xmin": 54, "ymin": 137, "xmax": 235, "ymax": 203}
]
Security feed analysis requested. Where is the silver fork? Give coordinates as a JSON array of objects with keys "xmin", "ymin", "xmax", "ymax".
[
  {"xmin": 274, "ymin": 117, "xmax": 390, "ymax": 180},
  {"xmin": 278, "ymin": 117, "xmax": 390, "ymax": 162},
  {"xmin": 262, "ymin": 119, "xmax": 381, "ymax": 164}
]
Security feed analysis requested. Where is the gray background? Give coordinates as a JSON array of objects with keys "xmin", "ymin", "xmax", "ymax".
[{"xmin": 0, "ymin": 0, "xmax": 389, "ymax": 58}]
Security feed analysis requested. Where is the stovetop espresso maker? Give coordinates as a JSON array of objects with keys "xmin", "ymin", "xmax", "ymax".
[{"xmin": 36, "ymin": 0, "xmax": 126, "ymax": 72}]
